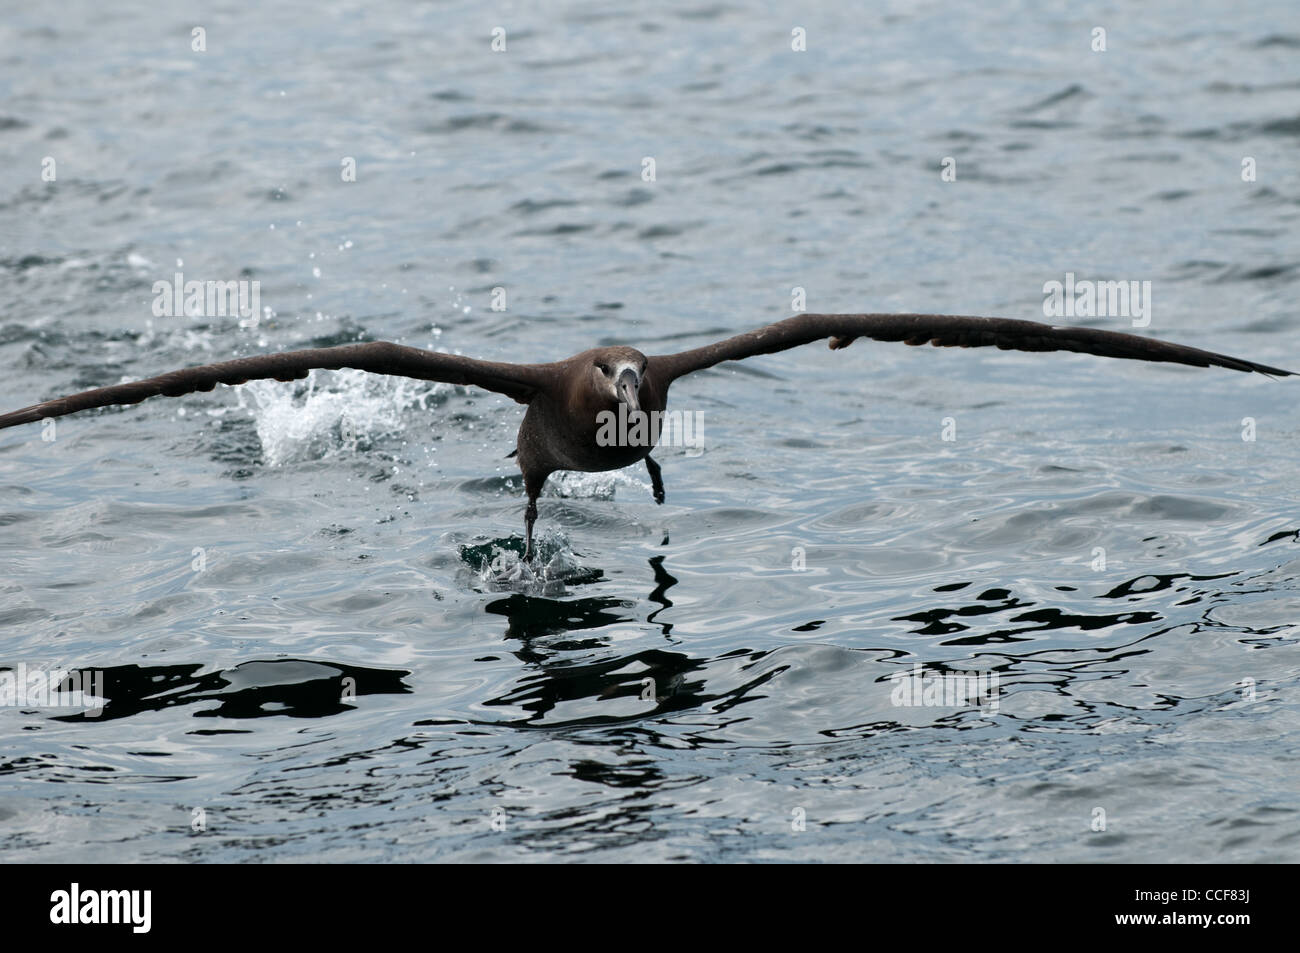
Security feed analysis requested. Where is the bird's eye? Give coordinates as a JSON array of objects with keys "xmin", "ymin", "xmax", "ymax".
[{"xmin": 596, "ymin": 363, "xmax": 610, "ymax": 375}]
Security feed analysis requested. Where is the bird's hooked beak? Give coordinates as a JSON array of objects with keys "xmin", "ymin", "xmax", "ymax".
[{"xmin": 615, "ymin": 367, "xmax": 641, "ymax": 411}]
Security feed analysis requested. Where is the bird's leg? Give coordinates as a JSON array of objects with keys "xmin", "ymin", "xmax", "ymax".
[
  {"xmin": 523, "ymin": 494, "xmax": 538, "ymax": 562},
  {"xmin": 645, "ymin": 454, "xmax": 665, "ymax": 505},
  {"xmin": 520, "ymin": 468, "xmax": 547, "ymax": 563}
]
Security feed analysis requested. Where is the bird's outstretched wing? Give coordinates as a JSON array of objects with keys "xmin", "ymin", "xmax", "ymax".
[
  {"xmin": 648, "ymin": 313, "xmax": 1294, "ymax": 383},
  {"xmin": 0, "ymin": 341, "xmax": 553, "ymax": 430}
]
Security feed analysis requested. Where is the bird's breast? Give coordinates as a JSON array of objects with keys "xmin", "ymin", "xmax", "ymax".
[{"xmin": 518, "ymin": 389, "xmax": 665, "ymax": 475}]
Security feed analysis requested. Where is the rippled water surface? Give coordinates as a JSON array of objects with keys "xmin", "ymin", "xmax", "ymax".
[{"xmin": 2, "ymin": 0, "xmax": 1299, "ymax": 862}]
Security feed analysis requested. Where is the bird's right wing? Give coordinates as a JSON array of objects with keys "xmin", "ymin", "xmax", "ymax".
[{"xmin": 0, "ymin": 341, "xmax": 554, "ymax": 430}]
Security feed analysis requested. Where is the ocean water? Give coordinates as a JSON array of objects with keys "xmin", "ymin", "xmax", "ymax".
[{"xmin": 1, "ymin": 0, "xmax": 1298, "ymax": 862}]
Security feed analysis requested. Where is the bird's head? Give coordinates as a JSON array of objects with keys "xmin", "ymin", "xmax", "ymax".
[{"xmin": 587, "ymin": 346, "xmax": 647, "ymax": 411}]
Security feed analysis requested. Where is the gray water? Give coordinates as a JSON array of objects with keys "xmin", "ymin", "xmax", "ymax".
[{"xmin": 1, "ymin": 0, "xmax": 1299, "ymax": 862}]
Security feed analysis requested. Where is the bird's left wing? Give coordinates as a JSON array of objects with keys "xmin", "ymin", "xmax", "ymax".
[{"xmin": 647, "ymin": 313, "xmax": 1293, "ymax": 384}]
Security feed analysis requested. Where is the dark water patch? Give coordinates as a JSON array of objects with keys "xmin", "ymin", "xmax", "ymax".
[
  {"xmin": 610, "ymin": 188, "xmax": 653, "ymax": 206},
  {"xmin": 1261, "ymin": 529, "xmax": 1300, "ymax": 546},
  {"xmin": 1099, "ymin": 572, "xmax": 1236, "ymax": 600},
  {"xmin": 42, "ymin": 660, "xmax": 411, "ymax": 723},
  {"xmin": 514, "ymin": 222, "xmax": 596, "ymax": 236},
  {"xmin": 1254, "ymin": 33, "xmax": 1300, "ymax": 47},
  {"xmin": 1021, "ymin": 84, "xmax": 1089, "ymax": 112},
  {"xmin": 1008, "ymin": 119, "xmax": 1077, "ymax": 130},
  {"xmin": 741, "ymin": 156, "xmax": 873, "ymax": 178},
  {"xmin": 1257, "ymin": 115, "xmax": 1300, "ymax": 136},
  {"xmin": 510, "ymin": 198, "xmax": 580, "ymax": 215},
  {"xmin": 1118, "ymin": 151, "xmax": 1182, "ymax": 163},
  {"xmin": 1206, "ymin": 79, "xmax": 1300, "ymax": 93},
  {"xmin": 421, "ymin": 113, "xmax": 551, "ymax": 134},
  {"xmin": 0, "ymin": 254, "xmax": 64, "ymax": 272},
  {"xmin": 638, "ymin": 222, "xmax": 702, "ymax": 239},
  {"xmin": 1210, "ymin": 262, "xmax": 1297, "ymax": 283},
  {"xmin": 485, "ymin": 592, "xmax": 631, "ymax": 643}
]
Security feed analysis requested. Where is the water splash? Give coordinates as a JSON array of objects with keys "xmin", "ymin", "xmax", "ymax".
[
  {"xmin": 458, "ymin": 530, "xmax": 602, "ymax": 596},
  {"xmin": 545, "ymin": 469, "xmax": 651, "ymax": 501},
  {"xmin": 234, "ymin": 368, "xmax": 446, "ymax": 466}
]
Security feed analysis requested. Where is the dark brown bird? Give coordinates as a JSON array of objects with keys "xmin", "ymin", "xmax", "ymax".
[{"xmin": 0, "ymin": 313, "xmax": 1291, "ymax": 560}]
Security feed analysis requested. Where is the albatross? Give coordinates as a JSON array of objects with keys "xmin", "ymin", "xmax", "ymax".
[{"xmin": 0, "ymin": 313, "xmax": 1291, "ymax": 559}]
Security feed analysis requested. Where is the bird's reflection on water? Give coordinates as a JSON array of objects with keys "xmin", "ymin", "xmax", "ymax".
[
  {"xmin": 24, "ymin": 554, "xmax": 1294, "ymax": 740},
  {"xmin": 466, "ymin": 553, "xmax": 1294, "ymax": 734}
]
